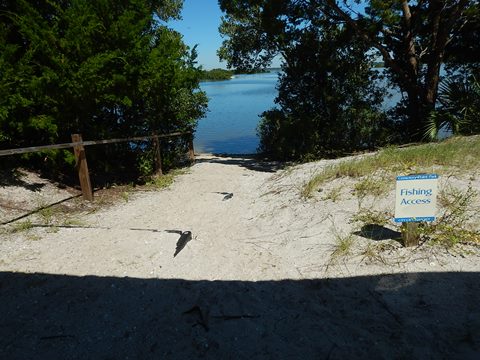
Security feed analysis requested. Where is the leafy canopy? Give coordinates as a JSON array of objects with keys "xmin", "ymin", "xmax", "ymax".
[
  {"xmin": 0, "ymin": 0, "xmax": 207, "ymax": 181},
  {"xmin": 218, "ymin": 1, "xmax": 479, "ymax": 159}
]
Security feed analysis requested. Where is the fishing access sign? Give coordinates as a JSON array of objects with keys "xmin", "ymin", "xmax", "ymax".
[{"xmin": 394, "ymin": 174, "xmax": 439, "ymax": 223}]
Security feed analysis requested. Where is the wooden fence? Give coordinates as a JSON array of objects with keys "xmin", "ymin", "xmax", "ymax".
[{"xmin": 0, "ymin": 132, "xmax": 195, "ymax": 201}]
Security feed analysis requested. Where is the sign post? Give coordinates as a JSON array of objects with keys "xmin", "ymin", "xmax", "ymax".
[{"xmin": 394, "ymin": 174, "xmax": 438, "ymax": 247}]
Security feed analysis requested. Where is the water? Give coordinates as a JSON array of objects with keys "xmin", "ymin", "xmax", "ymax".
[
  {"xmin": 194, "ymin": 72, "xmax": 278, "ymax": 154},
  {"xmin": 194, "ymin": 70, "xmax": 447, "ymax": 154}
]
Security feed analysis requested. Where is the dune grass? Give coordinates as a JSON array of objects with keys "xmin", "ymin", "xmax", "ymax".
[
  {"xmin": 303, "ymin": 136, "xmax": 480, "ymax": 198},
  {"xmin": 147, "ymin": 168, "xmax": 189, "ymax": 189}
]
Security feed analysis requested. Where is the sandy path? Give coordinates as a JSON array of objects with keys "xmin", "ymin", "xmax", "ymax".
[
  {"xmin": 1, "ymin": 154, "xmax": 479, "ymax": 359},
  {"xmin": 1, "ymin": 155, "xmax": 336, "ymax": 280}
]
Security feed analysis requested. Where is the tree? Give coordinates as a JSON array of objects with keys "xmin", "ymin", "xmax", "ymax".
[
  {"xmin": 425, "ymin": 73, "xmax": 480, "ymax": 139},
  {"xmin": 218, "ymin": 0, "xmax": 479, "ymax": 151},
  {"xmin": 0, "ymin": 0, "xmax": 207, "ymax": 180},
  {"xmin": 258, "ymin": 17, "xmax": 387, "ymax": 159},
  {"xmin": 325, "ymin": 0, "xmax": 477, "ymax": 140}
]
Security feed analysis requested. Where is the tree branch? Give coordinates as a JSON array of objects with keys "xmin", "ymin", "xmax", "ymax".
[{"xmin": 324, "ymin": 0, "xmax": 410, "ymax": 82}]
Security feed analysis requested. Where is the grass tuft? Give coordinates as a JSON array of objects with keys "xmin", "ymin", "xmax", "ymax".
[
  {"xmin": 354, "ymin": 176, "xmax": 390, "ymax": 199},
  {"xmin": 10, "ymin": 220, "xmax": 34, "ymax": 233},
  {"xmin": 330, "ymin": 231, "xmax": 355, "ymax": 259},
  {"xmin": 322, "ymin": 186, "xmax": 343, "ymax": 202},
  {"xmin": 422, "ymin": 184, "xmax": 480, "ymax": 248},
  {"xmin": 147, "ymin": 168, "xmax": 189, "ymax": 190},
  {"xmin": 361, "ymin": 243, "xmax": 388, "ymax": 264},
  {"xmin": 303, "ymin": 136, "xmax": 480, "ymax": 197},
  {"xmin": 351, "ymin": 208, "xmax": 391, "ymax": 226}
]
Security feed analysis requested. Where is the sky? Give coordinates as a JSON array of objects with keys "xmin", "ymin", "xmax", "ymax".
[
  {"xmin": 168, "ymin": 0, "xmax": 226, "ymax": 70},
  {"xmin": 168, "ymin": 0, "xmax": 365, "ymax": 70}
]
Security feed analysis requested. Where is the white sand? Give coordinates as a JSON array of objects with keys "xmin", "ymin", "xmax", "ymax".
[{"xmin": 1, "ymin": 154, "xmax": 479, "ymax": 359}]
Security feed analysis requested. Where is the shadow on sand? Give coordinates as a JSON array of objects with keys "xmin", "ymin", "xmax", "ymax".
[
  {"xmin": 0, "ymin": 169, "xmax": 46, "ymax": 191},
  {"xmin": 195, "ymin": 154, "xmax": 286, "ymax": 173},
  {"xmin": 353, "ymin": 224, "xmax": 402, "ymax": 242},
  {"xmin": 1, "ymin": 271, "xmax": 479, "ymax": 359}
]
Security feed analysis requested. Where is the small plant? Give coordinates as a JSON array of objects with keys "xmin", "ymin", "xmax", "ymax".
[
  {"xmin": 301, "ymin": 175, "xmax": 320, "ymax": 199},
  {"xmin": 121, "ymin": 191, "xmax": 130, "ymax": 202},
  {"xmin": 330, "ymin": 231, "xmax": 355, "ymax": 260},
  {"xmin": 420, "ymin": 184, "xmax": 480, "ymax": 248},
  {"xmin": 361, "ymin": 242, "xmax": 401, "ymax": 264},
  {"xmin": 351, "ymin": 208, "xmax": 391, "ymax": 226},
  {"xmin": 10, "ymin": 220, "xmax": 34, "ymax": 233},
  {"xmin": 38, "ymin": 206, "xmax": 55, "ymax": 224},
  {"xmin": 354, "ymin": 176, "xmax": 390, "ymax": 199},
  {"xmin": 427, "ymin": 225, "xmax": 480, "ymax": 248},
  {"xmin": 149, "ymin": 174, "xmax": 175, "ymax": 189},
  {"xmin": 325, "ymin": 231, "xmax": 355, "ymax": 272},
  {"xmin": 353, "ymin": 176, "xmax": 390, "ymax": 208},
  {"xmin": 360, "ymin": 243, "xmax": 387, "ymax": 264},
  {"xmin": 147, "ymin": 168, "xmax": 188, "ymax": 190},
  {"xmin": 438, "ymin": 184, "xmax": 478, "ymax": 227},
  {"xmin": 322, "ymin": 186, "xmax": 343, "ymax": 202}
]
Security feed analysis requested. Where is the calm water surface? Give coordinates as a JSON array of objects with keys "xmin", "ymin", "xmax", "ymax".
[
  {"xmin": 194, "ymin": 70, "xmax": 422, "ymax": 154},
  {"xmin": 194, "ymin": 72, "xmax": 278, "ymax": 154}
]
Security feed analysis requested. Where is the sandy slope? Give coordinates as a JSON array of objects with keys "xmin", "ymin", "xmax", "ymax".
[{"xmin": 1, "ymin": 154, "xmax": 479, "ymax": 359}]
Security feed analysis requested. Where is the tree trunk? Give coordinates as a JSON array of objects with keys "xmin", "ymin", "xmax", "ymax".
[
  {"xmin": 325, "ymin": 0, "xmax": 470, "ymax": 142},
  {"xmin": 424, "ymin": 60, "xmax": 442, "ymax": 115},
  {"xmin": 404, "ymin": 84, "xmax": 425, "ymax": 140}
]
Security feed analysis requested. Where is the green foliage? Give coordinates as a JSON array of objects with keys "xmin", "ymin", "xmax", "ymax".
[
  {"xmin": 351, "ymin": 208, "xmax": 390, "ymax": 227},
  {"xmin": 303, "ymin": 135, "xmax": 480, "ymax": 196},
  {"xmin": 137, "ymin": 145, "xmax": 155, "ymax": 178},
  {"xmin": 257, "ymin": 20, "xmax": 388, "ymax": 160},
  {"xmin": 0, "ymin": 0, "xmax": 207, "ymax": 182},
  {"xmin": 329, "ymin": 228, "xmax": 355, "ymax": 266},
  {"xmin": 199, "ymin": 68, "xmax": 234, "ymax": 81},
  {"xmin": 425, "ymin": 73, "xmax": 480, "ymax": 140},
  {"xmin": 354, "ymin": 177, "xmax": 390, "ymax": 199},
  {"xmin": 360, "ymin": 243, "xmax": 388, "ymax": 265},
  {"xmin": 438, "ymin": 184, "xmax": 478, "ymax": 229},
  {"xmin": 146, "ymin": 168, "xmax": 188, "ymax": 189},
  {"xmin": 10, "ymin": 220, "xmax": 34, "ymax": 233},
  {"xmin": 219, "ymin": 0, "xmax": 479, "ymax": 156},
  {"xmin": 422, "ymin": 185, "xmax": 480, "ymax": 248},
  {"xmin": 322, "ymin": 186, "xmax": 343, "ymax": 202}
]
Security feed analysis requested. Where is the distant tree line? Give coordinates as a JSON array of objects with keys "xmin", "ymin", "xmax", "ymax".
[
  {"xmin": 0, "ymin": 0, "xmax": 207, "ymax": 183},
  {"xmin": 199, "ymin": 68, "xmax": 234, "ymax": 81},
  {"xmin": 199, "ymin": 67, "xmax": 270, "ymax": 81},
  {"xmin": 219, "ymin": 0, "xmax": 480, "ymax": 160}
]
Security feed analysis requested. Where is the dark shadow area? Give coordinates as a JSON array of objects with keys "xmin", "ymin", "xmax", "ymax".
[
  {"xmin": 354, "ymin": 224, "xmax": 402, "ymax": 241},
  {"xmin": 0, "ymin": 169, "xmax": 46, "ymax": 191},
  {"xmin": 196, "ymin": 154, "xmax": 286, "ymax": 173},
  {"xmin": 173, "ymin": 231, "xmax": 192, "ymax": 258},
  {"xmin": 1, "ymin": 137, "xmax": 192, "ymax": 190},
  {"xmin": 1, "ymin": 272, "xmax": 478, "ymax": 359},
  {"xmin": 0, "ymin": 195, "xmax": 82, "ymax": 226},
  {"xmin": 212, "ymin": 192, "xmax": 234, "ymax": 201}
]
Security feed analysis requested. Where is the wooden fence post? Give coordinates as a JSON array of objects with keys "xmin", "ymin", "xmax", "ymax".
[
  {"xmin": 152, "ymin": 134, "xmax": 163, "ymax": 176},
  {"xmin": 188, "ymin": 134, "xmax": 195, "ymax": 163},
  {"xmin": 71, "ymin": 134, "xmax": 93, "ymax": 201},
  {"xmin": 401, "ymin": 222, "xmax": 420, "ymax": 247}
]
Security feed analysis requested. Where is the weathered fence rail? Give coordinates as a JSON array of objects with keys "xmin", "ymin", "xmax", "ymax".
[{"xmin": 0, "ymin": 131, "xmax": 195, "ymax": 201}]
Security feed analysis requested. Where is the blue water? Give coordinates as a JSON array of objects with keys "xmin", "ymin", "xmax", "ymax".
[
  {"xmin": 194, "ymin": 72, "xmax": 278, "ymax": 154},
  {"xmin": 194, "ymin": 70, "xmax": 445, "ymax": 154}
]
